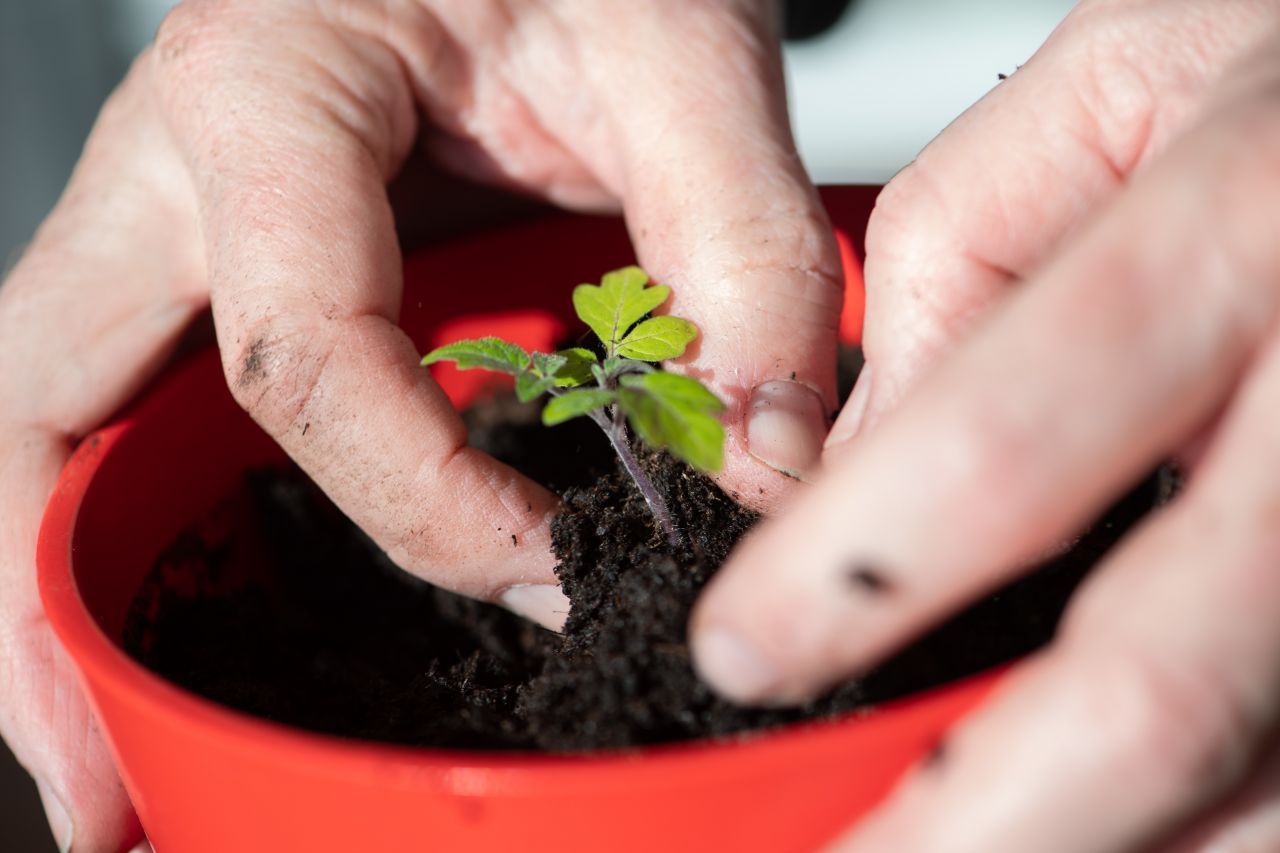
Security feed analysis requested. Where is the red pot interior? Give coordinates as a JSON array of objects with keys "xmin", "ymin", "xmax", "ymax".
[{"xmin": 38, "ymin": 187, "xmax": 1004, "ymax": 853}]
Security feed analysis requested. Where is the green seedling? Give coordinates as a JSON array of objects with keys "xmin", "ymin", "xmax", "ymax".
[{"xmin": 421, "ymin": 266, "xmax": 725, "ymax": 546}]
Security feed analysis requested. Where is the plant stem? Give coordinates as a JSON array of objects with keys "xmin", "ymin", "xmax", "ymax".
[
  {"xmin": 588, "ymin": 405, "xmax": 680, "ymax": 549},
  {"xmin": 547, "ymin": 378, "xmax": 680, "ymax": 548}
]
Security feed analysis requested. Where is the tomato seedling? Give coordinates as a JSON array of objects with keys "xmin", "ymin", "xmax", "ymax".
[{"xmin": 422, "ymin": 266, "xmax": 724, "ymax": 545}]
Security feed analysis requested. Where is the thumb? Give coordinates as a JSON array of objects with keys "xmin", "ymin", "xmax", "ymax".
[
  {"xmin": 4, "ymin": 431, "xmax": 144, "ymax": 853},
  {"xmin": 0, "ymin": 50, "xmax": 203, "ymax": 853},
  {"xmin": 31, "ymin": 633, "xmax": 143, "ymax": 853},
  {"xmin": 598, "ymin": 3, "xmax": 842, "ymax": 508}
]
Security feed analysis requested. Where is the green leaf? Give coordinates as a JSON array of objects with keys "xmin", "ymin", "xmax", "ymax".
[
  {"xmin": 617, "ymin": 372, "xmax": 726, "ymax": 472},
  {"xmin": 542, "ymin": 388, "xmax": 617, "ymax": 426},
  {"xmin": 615, "ymin": 316, "xmax": 698, "ymax": 362},
  {"xmin": 421, "ymin": 337, "xmax": 531, "ymax": 375},
  {"xmin": 530, "ymin": 352, "xmax": 568, "ymax": 379},
  {"xmin": 515, "ymin": 371, "xmax": 557, "ymax": 403},
  {"xmin": 550, "ymin": 348, "xmax": 598, "ymax": 387},
  {"xmin": 571, "ymin": 266, "xmax": 671, "ymax": 354},
  {"xmin": 621, "ymin": 371, "xmax": 725, "ymax": 414},
  {"xmin": 602, "ymin": 356, "xmax": 653, "ymax": 378}
]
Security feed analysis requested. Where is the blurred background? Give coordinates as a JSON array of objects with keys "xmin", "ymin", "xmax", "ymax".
[{"xmin": 0, "ymin": 0, "xmax": 1072, "ymax": 848}]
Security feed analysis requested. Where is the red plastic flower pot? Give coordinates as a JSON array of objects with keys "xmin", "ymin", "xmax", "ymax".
[{"xmin": 38, "ymin": 186, "xmax": 1004, "ymax": 853}]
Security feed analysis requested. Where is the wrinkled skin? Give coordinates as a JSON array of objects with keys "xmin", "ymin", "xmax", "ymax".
[
  {"xmin": 692, "ymin": 0, "xmax": 1280, "ymax": 851},
  {"xmin": 0, "ymin": 1, "xmax": 841, "ymax": 849}
]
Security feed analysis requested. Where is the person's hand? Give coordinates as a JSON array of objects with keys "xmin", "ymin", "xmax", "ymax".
[
  {"xmin": 691, "ymin": 1, "xmax": 1280, "ymax": 849},
  {"xmin": 0, "ymin": 0, "xmax": 839, "ymax": 849}
]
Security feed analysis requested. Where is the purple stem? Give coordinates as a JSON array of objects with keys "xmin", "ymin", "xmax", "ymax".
[{"xmin": 586, "ymin": 405, "xmax": 680, "ymax": 549}]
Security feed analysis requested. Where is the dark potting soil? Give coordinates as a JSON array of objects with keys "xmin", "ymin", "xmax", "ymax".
[{"xmin": 123, "ymin": 357, "xmax": 1170, "ymax": 752}]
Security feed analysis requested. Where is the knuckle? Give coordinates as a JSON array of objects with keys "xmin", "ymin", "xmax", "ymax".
[
  {"xmin": 862, "ymin": 161, "xmax": 1002, "ymax": 365},
  {"xmin": 1207, "ymin": 834, "xmax": 1273, "ymax": 853},
  {"xmin": 1082, "ymin": 648, "xmax": 1254, "ymax": 804},
  {"xmin": 966, "ymin": 421, "xmax": 1038, "ymax": 497},
  {"xmin": 1209, "ymin": 105, "xmax": 1280, "ymax": 282},
  {"xmin": 865, "ymin": 162, "xmax": 932, "ymax": 261},
  {"xmin": 222, "ymin": 319, "xmax": 334, "ymax": 437},
  {"xmin": 705, "ymin": 192, "xmax": 840, "ymax": 275},
  {"xmin": 151, "ymin": 0, "xmax": 237, "ymax": 120},
  {"xmin": 155, "ymin": 0, "xmax": 414, "ymax": 179},
  {"xmin": 929, "ymin": 393, "xmax": 1052, "ymax": 544},
  {"xmin": 1151, "ymin": 97, "xmax": 1280, "ymax": 343},
  {"xmin": 676, "ymin": 197, "xmax": 843, "ymax": 329},
  {"xmin": 1072, "ymin": 34, "xmax": 1161, "ymax": 175},
  {"xmin": 864, "ymin": 160, "xmax": 960, "ymax": 292},
  {"xmin": 1064, "ymin": 0, "xmax": 1280, "ymax": 171},
  {"xmin": 153, "ymin": 0, "xmax": 227, "ymax": 72},
  {"xmin": 730, "ymin": 203, "xmax": 842, "ymax": 289},
  {"xmin": 1208, "ymin": 823, "xmax": 1280, "ymax": 853}
]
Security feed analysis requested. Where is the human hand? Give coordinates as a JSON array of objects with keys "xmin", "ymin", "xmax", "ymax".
[
  {"xmin": 691, "ymin": 1, "xmax": 1280, "ymax": 849},
  {"xmin": 0, "ymin": 0, "xmax": 839, "ymax": 849}
]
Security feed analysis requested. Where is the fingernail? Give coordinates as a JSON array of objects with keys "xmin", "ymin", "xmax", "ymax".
[
  {"xmin": 500, "ymin": 584, "xmax": 571, "ymax": 632},
  {"xmin": 825, "ymin": 365, "xmax": 873, "ymax": 450},
  {"xmin": 746, "ymin": 381, "xmax": 827, "ymax": 479},
  {"xmin": 692, "ymin": 627, "xmax": 779, "ymax": 704},
  {"xmin": 36, "ymin": 780, "xmax": 73, "ymax": 853},
  {"xmin": 129, "ymin": 841, "xmax": 154, "ymax": 853}
]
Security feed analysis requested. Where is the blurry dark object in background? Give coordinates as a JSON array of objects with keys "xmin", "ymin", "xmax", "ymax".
[{"xmin": 784, "ymin": 0, "xmax": 856, "ymax": 41}]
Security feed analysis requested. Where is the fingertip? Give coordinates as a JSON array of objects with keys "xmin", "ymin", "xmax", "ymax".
[
  {"xmin": 32, "ymin": 757, "xmax": 142, "ymax": 853},
  {"xmin": 690, "ymin": 540, "xmax": 825, "ymax": 707},
  {"xmin": 499, "ymin": 583, "xmax": 571, "ymax": 632},
  {"xmin": 745, "ymin": 380, "xmax": 828, "ymax": 481},
  {"xmin": 696, "ymin": 617, "xmax": 814, "ymax": 701},
  {"xmin": 825, "ymin": 365, "xmax": 873, "ymax": 452},
  {"xmin": 35, "ymin": 779, "xmax": 73, "ymax": 853},
  {"xmin": 690, "ymin": 626, "xmax": 782, "ymax": 706}
]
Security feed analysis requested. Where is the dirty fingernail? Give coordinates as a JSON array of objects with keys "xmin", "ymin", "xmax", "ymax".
[
  {"xmin": 825, "ymin": 365, "xmax": 873, "ymax": 450},
  {"xmin": 746, "ymin": 381, "xmax": 827, "ymax": 479},
  {"xmin": 36, "ymin": 780, "xmax": 73, "ymax": 853},
  {"xmin": 500, "ymin": 584, "xmax": 571, "ymax": 632},
  {"xmin": 692, "ymin": 627, "xmax": 779, "ymax": 704}
]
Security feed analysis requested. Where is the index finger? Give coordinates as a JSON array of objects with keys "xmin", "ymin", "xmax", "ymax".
[
  {"xmin": 154, "ymin": 4, "xmax": 567, "ymax": 626},
  {"xmin": 690, "ymin": 48, "xmax": 1280, "ymax": 703}
]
